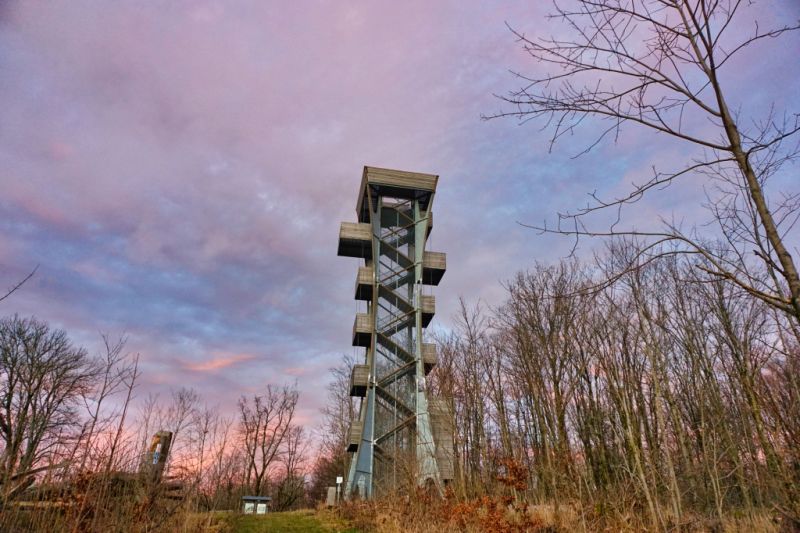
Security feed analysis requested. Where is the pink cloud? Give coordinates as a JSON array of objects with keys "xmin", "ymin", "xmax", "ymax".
[
  {"xmin": 183, "ymin": 353, "xmax": 256, "ymax": 372},
  {"xmin": 284, "ymin": 367, "xmax": 309, "ymax": 377}
]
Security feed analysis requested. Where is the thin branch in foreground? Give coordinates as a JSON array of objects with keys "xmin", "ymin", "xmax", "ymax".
[{"xmin": 0, "ymin": 265, "xmax": 39, "ymax": 303}]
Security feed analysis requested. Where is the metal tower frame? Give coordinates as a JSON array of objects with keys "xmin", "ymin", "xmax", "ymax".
[{"xmin": 337, "ymin": 167, "xmax": 450, "ymax": 498}]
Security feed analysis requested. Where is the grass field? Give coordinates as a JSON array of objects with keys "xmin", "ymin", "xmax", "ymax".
[{"xmin": 225, "ymin": 509, "xmax": 359, "ymax": 533}]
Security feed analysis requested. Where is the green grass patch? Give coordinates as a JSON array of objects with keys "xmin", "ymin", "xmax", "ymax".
[{"xmin": 226, "ymin": 509, "xmax": 358, "ymax": 533}]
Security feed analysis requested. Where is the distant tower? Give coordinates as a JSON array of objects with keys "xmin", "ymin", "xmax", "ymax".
[
  {"xmin": 139, "ymin": 430, "xmax": 173, "ymax": 483},
  {"xmin": 338, "ymin": 167, "xmax": 453, "ymax": 498}
]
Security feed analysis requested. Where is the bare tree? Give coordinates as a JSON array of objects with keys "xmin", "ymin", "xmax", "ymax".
[
  {"xmin": 162, "ymin": 387, "xmax": 199, "ymax": 475},
  {"xmin": 103, "ymin": 353, "xmax": 139, "ymax": 475},
  {"xmin": 77, "ymin": 335, "xmax": 135, "ymax": 472},
  {"xmin": 272, "ymin": 425, "xmax": 309, "ymax": 511},
  {"xmin": 318, "ymin": 354, "xmax": 357, "ymax": 460},
  {"xmin": 489, "ymin": 0, "xmax": 800, "ymax": 321},
  {"xmin": 238, "ymin": 383, "xmax": 298, "ymax": 496},
  {"xmin": 189, "ymin": 404, "xmax": 219, "ymax": 489},
  {"xmin": 204, "ymin": 414, "xmax": 240, "ymax": 510},
  {"xmin": 0, "ymin": 315, "xmax": 94, "ymax": 503},
  {"xmin": 309, "ymin": 355, "xmax": 356, "ymax": 503},
  {"xmin": 426, "ymin": 246, "xmax": 800, "ymax": 528}
]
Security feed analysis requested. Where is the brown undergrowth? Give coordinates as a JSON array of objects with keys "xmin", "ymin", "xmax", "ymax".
[
  {"xmin": 339, "ymin": 492, "xmax": 556, "ymax": 533},
  {"xmin": 339, "ymin": 459, "xmax": 559, "ymax": 533},
  {"xmin": 339, "ymin": 493, "xmax": 786, "ymax": 533},
  {"xmin": 336, "ymin": 458, "xmax": 788, "ymax": 533}
]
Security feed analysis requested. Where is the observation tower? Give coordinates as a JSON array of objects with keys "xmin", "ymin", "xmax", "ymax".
[{"xmin": 337, "ymin": 166, "xmax": 453, "ymax": 498}]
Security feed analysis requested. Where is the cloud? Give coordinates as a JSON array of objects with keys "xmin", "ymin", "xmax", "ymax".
[
  {"xmin": 183, "ymin": 352, "xmax": 256, "ymax": 372},
  {"xmin": 0, "ymin": 0, "xmax": 797, "ymax": 436}
]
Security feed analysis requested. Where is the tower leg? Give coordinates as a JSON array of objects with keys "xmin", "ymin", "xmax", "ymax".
[{"xmin": 346, "ymin": 387, "xmax": 375, "ymax": 498}]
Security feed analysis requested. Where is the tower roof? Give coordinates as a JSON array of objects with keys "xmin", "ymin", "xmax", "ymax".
[{"xmin": 356, "ymin": 166, "xmax": 438, "ymax": 222}]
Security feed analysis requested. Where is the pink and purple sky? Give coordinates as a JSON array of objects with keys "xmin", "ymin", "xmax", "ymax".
[{"xmin": 1, "ymin": 1, "xmax": 798, "ymax": 429}]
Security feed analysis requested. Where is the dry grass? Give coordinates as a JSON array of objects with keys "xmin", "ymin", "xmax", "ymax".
[
  {"xmin": 337, "ymin": 495, "xmax": 788, "ymax": 533},
  {"xmin": 2, "ymin": 498, "xmax": 785, "ymax": 533},
  {"xmin": 339, "ymin": 493, "xmax": 559, "ymax": 533}
]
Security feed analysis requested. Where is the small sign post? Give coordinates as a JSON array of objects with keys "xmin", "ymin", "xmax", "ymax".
[{"xmin": 335, "ymin": 476, "xmax": 343, "ymax": 504}]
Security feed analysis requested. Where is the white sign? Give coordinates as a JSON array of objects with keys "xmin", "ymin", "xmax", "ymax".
[{"xmin": 336, "ymin": 476, "xmax": 343, "ymax": 484}]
